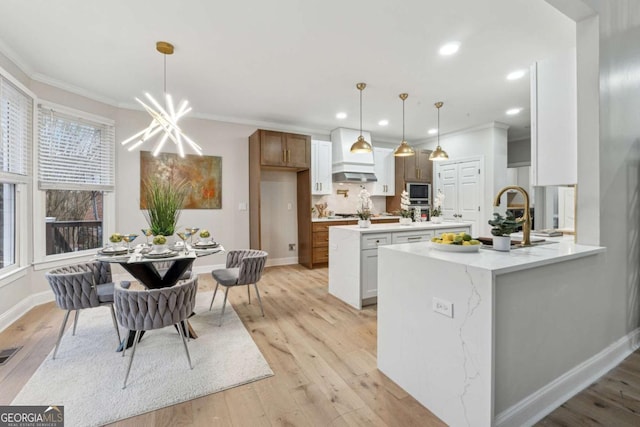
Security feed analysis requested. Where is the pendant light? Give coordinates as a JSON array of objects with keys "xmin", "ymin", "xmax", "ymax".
[
  {"xmin": 350, "ymin": 82, "xmax": 373, "ymax": 153},
  {"xmin": 429, "ymin": 101, "xmax": 449, "ymax": 161},
  {"xmin": 121, "ymin": 41, "xmax": 202, "ymax": 158},
  {"xmin": 393, "ymin": 93, "xmax": 415, "ymax": 157}
]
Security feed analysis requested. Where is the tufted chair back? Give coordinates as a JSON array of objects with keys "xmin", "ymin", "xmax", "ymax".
[
  {"xmin": 226, "ymin": 250, "xmax": 268, "ymax": 285},
  {"xmin": 114, "ymin": 276, "xmax": 198, "ymax": 332},
  {"xmin": 46, "ymin": 261, "xmax": 113, "ymax": 310}
]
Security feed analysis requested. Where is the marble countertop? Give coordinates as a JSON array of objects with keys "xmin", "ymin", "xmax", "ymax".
[
  {"xmin": 312, "ymin": 216, "xmax": 401, "ymax": 222},
  {"xmin": 329, "ymin": 221, "xmax": 471, "ymax": 233},
  {"xmin": 378, "ymin": 239, "xmax": 605, "ymax": 275}
]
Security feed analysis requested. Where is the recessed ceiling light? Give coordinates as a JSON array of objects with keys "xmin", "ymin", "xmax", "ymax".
[
  {"xmin": 439, "ymin": 42, "xmax": 460, "ymax": 56},
  {"xmin": 336, "ymin": 112, "xmax": 347, "ymax": 119},
  {"xmin": 378, "ymin": 119, "xmax": 389, "ymax": 126},
  {"xmin": 506, "ymin": 108, "xmax": 522, "ymax": 115},
  {"xmin": 428, "ymin": 128, "xmax": 438, "ymax": 135},
  {"xmin": 506, "ymin": 70, "xmax": 526, "ymax": 80}
]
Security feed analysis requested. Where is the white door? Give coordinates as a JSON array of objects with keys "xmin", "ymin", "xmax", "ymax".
[
  {"xmin": 457, "ymin": 160, "xmax": 480, "ymax": 236},
  {"xmin": 439, "ymin": 163, "xmax": 458, "ymax": 220},
  {"xmin": 372, "ymin": 147, "xmax": 395, "ymax": 196}
]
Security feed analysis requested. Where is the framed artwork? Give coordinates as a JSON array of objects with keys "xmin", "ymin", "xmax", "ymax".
[{"xmin": 140, "ymin": 151, "xmax": 222, "ymax": 209}]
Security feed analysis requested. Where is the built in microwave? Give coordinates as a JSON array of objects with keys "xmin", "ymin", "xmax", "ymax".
[{"xmin": 406, "ymin": 182, "xmax": 431, "ymax": 202}]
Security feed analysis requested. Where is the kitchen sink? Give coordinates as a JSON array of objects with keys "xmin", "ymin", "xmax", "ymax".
[{"xmin": 478, "ymin": 237, "xmax": 558, "ymax": 250}]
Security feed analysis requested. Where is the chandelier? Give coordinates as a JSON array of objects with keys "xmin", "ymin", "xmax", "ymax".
[{"xmin": 121, "ymin": 41, "xmax": 202, "ymax": 157}]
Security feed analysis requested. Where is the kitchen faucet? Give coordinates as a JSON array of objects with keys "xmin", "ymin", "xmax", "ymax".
[{"xmin": 493, "ymin": 186, "xmax": 531, "ymax": 246}]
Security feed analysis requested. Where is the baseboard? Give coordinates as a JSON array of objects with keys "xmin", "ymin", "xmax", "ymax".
[
  {"xmin": 496, "ymin": 327, "xmax": 640, "ymax": 427},
  {"xmin": 0, "ymin": 290, "xmax": 54, "ymax": 333},
  {"xmin": 266, "ymin": 257, "xmax": 298, "ymax": 267}
]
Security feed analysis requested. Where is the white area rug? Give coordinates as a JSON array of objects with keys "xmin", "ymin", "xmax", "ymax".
[{"xmin": 12, "ymin": 291, "xmax": 273, "ymax": 426}]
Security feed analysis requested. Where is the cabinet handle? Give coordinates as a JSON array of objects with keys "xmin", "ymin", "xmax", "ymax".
[
  {"xmin": 287, "ymin": 150, "xmax": 291, "ymax": 163},
  {"xmin": 408, "ymin": 236, "xmax": 422, "ymax": 241},
  {"xmin": 320, "ymin": 182, "xmax": 322, "ymax": 191},
  {"xmin": 283, "ymin": 150, "xmax": 287, "ymax": 163}
]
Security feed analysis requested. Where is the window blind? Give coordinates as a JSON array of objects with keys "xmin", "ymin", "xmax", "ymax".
[
  {"xmin": 0, "ymin": 76, "xmax": 32, "ymax": 176},
  {"xmin": 38, "ymin": 106, "xmax": 114, "ymax": 191}
]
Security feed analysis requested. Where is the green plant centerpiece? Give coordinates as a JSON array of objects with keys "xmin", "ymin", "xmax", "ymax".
[
  {"xmin": 488, "ymin": 211, "xmax": 524, "ymax": 236},
  {"xmin": 141, "ymin": 177, "xmax": 188, "ymax": 237}
]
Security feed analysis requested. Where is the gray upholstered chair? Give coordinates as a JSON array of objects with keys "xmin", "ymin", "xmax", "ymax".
[
  {"xmin": 45, "ymin": 261, "xmax": 124, "ymax": 359},
  {"xmin": 114, "ymin": 276, "xmax": 198, "ymax": 388},
  {"xmin": 209, "ymin": 249, "xmax": 268, "ymax": 326}
]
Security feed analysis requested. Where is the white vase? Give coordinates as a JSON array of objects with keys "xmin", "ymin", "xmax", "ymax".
[
  {"xmin": 493, "ymin": 235, "xmax": 511, "ymax": 251},
  {"xmin": 399, "ymin": 218, "xmax": 412, "ymax": 225},
  {"xmin": 358, "ymin": 219, "xmax": 371, "ymax": 228},
  {"xmin": 431, "ymin": 216, "xmax": 443, "ymax": 224}
]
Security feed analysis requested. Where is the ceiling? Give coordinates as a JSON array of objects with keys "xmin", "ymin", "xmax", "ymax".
[{"xmin": 0, "ymin": 0, "xmax": 575, "ymax": 143}]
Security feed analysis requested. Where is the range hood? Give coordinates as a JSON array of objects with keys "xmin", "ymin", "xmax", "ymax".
[{"xmin": 330, "ymin": 128, "xmax": 377, "ymax": 182}]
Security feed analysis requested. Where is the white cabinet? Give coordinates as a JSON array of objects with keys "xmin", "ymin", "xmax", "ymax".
[
  {"xmin": 530, "ymin": 48, "xmax": 577, "ymax": 186},
  {"xmin": 391, "ymin": 230, "xmax": 434, "ymax": 244},
  {"xmin": 435, "ymin": 159, "xmax": 481, "ymax": 236},
  {"xmin": 311, "ymin": 140, "xmax": 332, "ymax": 195},
  {"xmin": 361, "ymin": 249, "xmax": 379, "ymax": 300},
  {"xmin": 371, "ymin": 147, "xmax": 395, "ymax": 196}
]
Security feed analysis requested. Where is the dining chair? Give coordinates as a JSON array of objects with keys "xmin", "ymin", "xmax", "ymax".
[
  {"xmin": 209, "ymin": 249, "xmax": 268, "ymax": 326},
  {"xmin": 114, "ymin": 275, "xmax": 198, "ymax": 388},
  {"xmin": 45, "ymin": 261, "xmax": 126, "ymax": 359}
]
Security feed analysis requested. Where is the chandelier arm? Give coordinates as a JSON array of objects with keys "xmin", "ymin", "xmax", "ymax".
[{"xmin": 153, "ymin": 132, "xmax": 171, "ymax": 157}]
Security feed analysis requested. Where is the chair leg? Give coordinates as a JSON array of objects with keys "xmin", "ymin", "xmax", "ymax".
[
  {"xmin": 123, "ymin": 330, "xmax": 142, "ymax": 389},
  {"xmin": 72, "ymin": 310, "xmax": 80, "ymax": 336},
  {"xmin": 109, "ymin": 305, "xmax": 121, "ymax": 344},
  {"xmin": 209, "ymin": 282, "xmax": 220, "ymax": 311},
  {"xmin": 247, "ymin": 285, "xmax": 251, "ymax": 304},
  {"xmin": 253, "ymin": 283, "xmax": 265, "ymax": 317},
  {"xmin": 52, "ymin": 310, "xmax": 72, "ymax": 360},
  {"xmin": 178, "ymin": 320, "xmax": 193, "ymax": 369},
  {"xmin": 219, "ymin": 287, "xmax": 229, "ymax": 327},
  {"xmin": 122, "ymin": 330, "xmax": 129, "ymax": 357}
]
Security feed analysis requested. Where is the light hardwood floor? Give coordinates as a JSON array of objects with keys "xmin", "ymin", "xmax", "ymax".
[{"xmin": 0, "ymin": 264, "xmax": 639, "ymax": 426}]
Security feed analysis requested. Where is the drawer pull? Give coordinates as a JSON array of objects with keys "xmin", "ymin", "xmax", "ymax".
[{"xmin": 407, "ymin": 236, "xmax": 422, "ymax": 241}]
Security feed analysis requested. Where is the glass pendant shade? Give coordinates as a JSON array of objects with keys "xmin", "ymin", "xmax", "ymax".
[
  {"xmin": 429, "ymin": 101, "xmax": 449, "ymax": 161},
  {"xmin": 394, "ymin": 93, "xmax": 415, "ymax": 157},
  {"xmin": 350, "ymin": 82, "xmax": 372, "ymax": 153}
]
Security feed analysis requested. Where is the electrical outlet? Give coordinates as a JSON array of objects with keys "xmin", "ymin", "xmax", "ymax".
[
  {"xmin": 433, "ymin": 297, "xmax": 453, "ymax": 318},
  {"xmin": 289, "ymin": 243, "xmax": 296, "ymax": 251}
]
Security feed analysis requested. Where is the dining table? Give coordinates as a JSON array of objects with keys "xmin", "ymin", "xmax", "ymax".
[{"xmin": 96, "ymin": 242, "xmax": 225, "ymax": 350}]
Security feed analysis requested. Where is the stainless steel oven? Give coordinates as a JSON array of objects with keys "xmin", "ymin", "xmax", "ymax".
[{"xmin": 406, "ymin": 182, "xmax": 431, "ymax": 204}]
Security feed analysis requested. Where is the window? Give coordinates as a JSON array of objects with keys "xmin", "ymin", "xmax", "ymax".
[
  {"xmin": 38, "ymin": 104, "xmax": 114, "ymax": 256},
  {"xmin": 0, "ymin": 73, "xmax": 32, "ymax": 271}
]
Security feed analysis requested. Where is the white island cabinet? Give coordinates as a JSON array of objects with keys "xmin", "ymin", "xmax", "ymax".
[
  {"xmin": 377, "ymin": 240, "xmax": 605, "ymax": 427},
  {"xmin": 328, "ymin": 222, "xmax": 470, "ymax": 309}
]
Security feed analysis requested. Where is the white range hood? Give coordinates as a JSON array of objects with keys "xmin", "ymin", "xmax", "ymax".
[{"xmin": 330, "ymin": 128, "xmax": 377, "ymax": 183}]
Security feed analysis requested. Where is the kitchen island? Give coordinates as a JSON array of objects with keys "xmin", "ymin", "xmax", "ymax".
[
  {"xmin": 328, "ymin": 221, "xmax": 471, "ymax": 309},
  {"xmin": 377, "ymin": 240, "xmax": 605, "ymax": 426}
]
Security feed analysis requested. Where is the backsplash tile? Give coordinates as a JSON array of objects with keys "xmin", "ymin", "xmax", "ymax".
[{"xmin": 311, "ymin": 182, "xmax": 387, "ymax": 216}]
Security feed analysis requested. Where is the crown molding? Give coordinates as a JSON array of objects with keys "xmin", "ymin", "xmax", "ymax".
[{"xmin": 413, "ymin": 121, "xmax": 511, "ymax": 144}]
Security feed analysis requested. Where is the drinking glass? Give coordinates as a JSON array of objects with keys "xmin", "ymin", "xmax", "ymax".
[
  {"xmin": 176, "ymin": 231, "xmax": 190, "ymax": 255},
  {"xmin": 186, "ymin": 227, "xmax": 199, "ymax": 246},
  {"xmin": 141, "ymin": 228, "xmax": 153, "ymax": 246},
  {"xmin": 122, "ymin": 233, "xmax": 138, "ymax": 252}
]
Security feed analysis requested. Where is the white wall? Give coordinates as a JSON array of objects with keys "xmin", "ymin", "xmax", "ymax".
[{"xmin": 508, "ymin": 137, "xmax": 531, "ymax": 165}]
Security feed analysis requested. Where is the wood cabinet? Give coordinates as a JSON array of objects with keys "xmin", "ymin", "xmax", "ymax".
[
  {"xmin": 249, "ymin": 129, "xmax": 312, "ymax": 264},
  {"xmin": 403, "ymin": 149, "xmax": 432, "ymax": 182},
  {"xmin": 311, "ymin": 140, "xmax": 332, "ymax": 195},
  {"xmin": 258, "ymin": 130, "xmax": 311, "ymax": 169},
  {"xmin": 386, "ymin": 149, "xmax": 432, "ymax": 213},
  {"xmin": 310, "ymin": 218, "xmax": 398, "ymax": 268},
  {"xmin": 371, "ymin": 147, "xmax": 395, "ymax": 196}
]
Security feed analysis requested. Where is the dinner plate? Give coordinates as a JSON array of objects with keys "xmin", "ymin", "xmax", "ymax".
[
  {"xmin": 98, "ymin": 248, "xmax": 129, "ymax": 256},
  {"xmin": 143, "ymin": 250, "xmax": 178, "ymax": 259},
  {"xmin": 429, "ymin": 242, "xmax": 481, "ymax": 252},
  {"xmin": 194, "ymin": 241, "xmax": 219, "ymax": 249}
]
